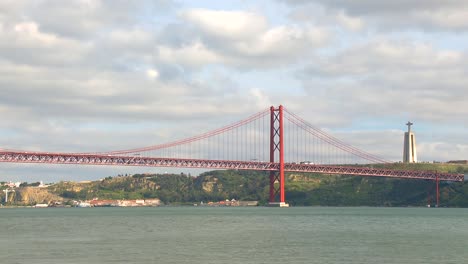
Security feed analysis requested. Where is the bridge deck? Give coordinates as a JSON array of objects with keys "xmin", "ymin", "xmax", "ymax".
[{"xmin": 0, "ymin": 151, "xmax": 463, "ymax": 182}]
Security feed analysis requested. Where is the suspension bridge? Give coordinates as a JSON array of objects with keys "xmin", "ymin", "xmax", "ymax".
[{"xmin": 0, "ymin": 105, "xmax": 463, "ymax": 206}]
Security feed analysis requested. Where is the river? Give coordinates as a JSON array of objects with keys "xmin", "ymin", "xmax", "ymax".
[{"xmin": 1, "ymin": 207, "xmax": 467, "ymax": 264}]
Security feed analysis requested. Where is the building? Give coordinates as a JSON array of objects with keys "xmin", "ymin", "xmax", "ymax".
[
  {"xmin": 447, "ymin": 160, "xmax": 468, "ymax": 164},
  {"xmin": 4, "ymin": 181, "xmax": 22, "ymax": 188},
  {"xmin": 403, "ymin": 121, "xmax": 417, "ymax": 163}
]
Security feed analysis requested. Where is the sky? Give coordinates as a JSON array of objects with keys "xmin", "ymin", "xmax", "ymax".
[{"xmin": 0, "ymin": 0, "xmax": 467, "ymax": 182}]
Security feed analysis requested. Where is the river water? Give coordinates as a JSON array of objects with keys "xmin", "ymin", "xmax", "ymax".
[{"xmin": 1, "ymin": 207, "xmax": 467, "ymax": 264}]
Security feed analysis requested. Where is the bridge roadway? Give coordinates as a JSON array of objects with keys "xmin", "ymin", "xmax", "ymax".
[{"xmin": 0, "ymin": 150, "xmax": 464, "ymax": 182}]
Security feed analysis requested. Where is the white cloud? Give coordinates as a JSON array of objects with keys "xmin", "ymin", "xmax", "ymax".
[
  {"xmin": 299, "ymin": 40, "xmax": 468, "ymax": 124},
  {"xmin": 0, "ymin": 21, "xmax": 91, "ymax": 66},
  {"xmin": 308, "ymin": 41, "xmax": 464, "ymax": 76},
  {"xmin": 248, "ymin": 88, "xmax": 272, "ymax": 109},
  {"xmin": 182, "ymin": 9, "xmax": 268, "ymax": 40},
  {"xmin": 234, "ymin": 25, "xmax": 328, "ymax": 56},
  {"xmin": 108, "ymin": 28, "xmax": 154, "ymax": 49},
  {"xmin": 157, "ymin": 41, "xmax": 221, "ymax": 67},
  {"xmin": 418, "ymin": 142, "xmax": 468, "ymax": 162},
  {"xmin": 146, "ymin": 69, "xmax": 159, "ymax": 80},
  {"xmin": 283, "ymin": 0, "xmax": 468, "ymax": 31},
  {"xmin": 19, "ymin": 0, "xmax": 174, "ymax": 39},
  {"xmin": 14, "ymin": 22, "xmax": 57, "ymax": 44},
  {"xmin": 157, "ymin": 8, "xmax": 330, "ymax": 69},
  {"xmin": 288, "ymin": 4, "xmax": 365, "ymax": 32},
  {"xmin": 335, "ymin": 11, "xmax": 364, "ymax": 31}
]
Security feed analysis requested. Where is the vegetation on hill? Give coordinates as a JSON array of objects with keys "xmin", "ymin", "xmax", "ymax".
[
  {"xmin": 3, "ymin": 163, "xmax": 468, "ymax": 207},
  {"xmin": 48, "ymin": 171, "xmax": 269, "ymax": 205},
  {"xmin": 287, "ymin": 163, "xmax": 468, "ymax": 207}
]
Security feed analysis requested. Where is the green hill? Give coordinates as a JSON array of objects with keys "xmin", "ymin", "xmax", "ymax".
[
  {"xmin": 3, "ymin": 163, "xmax": 466, "ymax": 206},
  {"xmin": 42, "ymin": 163, "xmax": 468, "ymax": 207}
]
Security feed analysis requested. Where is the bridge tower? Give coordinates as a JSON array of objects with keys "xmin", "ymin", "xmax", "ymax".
[{"xmin": 269, "ymin": 105, "xmax": 289, "ymax": 207}]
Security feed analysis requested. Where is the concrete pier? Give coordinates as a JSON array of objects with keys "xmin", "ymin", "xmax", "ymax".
[{"xmin": 268, "ymin": 202, "xmax": 290, "ymax": 207}]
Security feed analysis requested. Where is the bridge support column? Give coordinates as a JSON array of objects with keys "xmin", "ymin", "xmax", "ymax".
[
  {"xmin": 269, "ymin": 106, "xmax": 276, "ymax": 203},
  {"xmin": 269, "ymin": 105, "xmax": 288, "ymax": 207},
  {"xmin": 436, "ymin": 173, "xmax": 439, "ymax": 208}
]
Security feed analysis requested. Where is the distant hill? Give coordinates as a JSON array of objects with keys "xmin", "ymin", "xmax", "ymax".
[{"xmin": 3, "ymin": 163, "xmax": 468, "ymax": 207}]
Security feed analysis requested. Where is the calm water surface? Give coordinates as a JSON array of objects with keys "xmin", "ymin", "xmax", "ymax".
[{"xmin": 1, "ymin": 207, "xmax": 467, "ymax": 264}]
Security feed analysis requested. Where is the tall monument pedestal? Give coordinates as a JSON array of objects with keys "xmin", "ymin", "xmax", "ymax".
[{"xmin": 403, "ymin": 122, "xmax": 417, "ymax": 163}]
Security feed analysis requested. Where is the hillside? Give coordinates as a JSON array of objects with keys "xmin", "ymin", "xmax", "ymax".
[
  {"xmin": 288, "ymin": 163, "xmax": 468, "ymax": 206},
  {"xmin": 2, "ymin": 163, "xmax": 468, "ymax": 207},
  {"xmin": 0, "ymin": 187, "xmax": 63, "ymax": 205},
  {"xmin": 48, "ymin": 170, "xmax": 268, "ymax": 205}
]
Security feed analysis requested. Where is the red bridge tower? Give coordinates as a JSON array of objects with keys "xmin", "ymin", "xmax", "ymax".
[{"xmin": 270, "ymin": 105, "xmax": 289, "ymax": 207}]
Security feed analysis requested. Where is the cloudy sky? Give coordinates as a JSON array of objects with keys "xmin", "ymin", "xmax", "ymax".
[{"xmin": 0, "ymin": 0, "xmax": 467, "ymax": 182}]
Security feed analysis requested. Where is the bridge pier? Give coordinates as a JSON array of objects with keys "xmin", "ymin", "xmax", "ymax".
[
  {"xmin": 427, "ymin": 173, "xmax": 440, "ymax": 208},
  {"xmin": 267, "ymin": 202, "xmax": 290, "ymax": 207},
  {"xmin": 436, "ymin": 173, "xmax": 439, "ymax": 207}
]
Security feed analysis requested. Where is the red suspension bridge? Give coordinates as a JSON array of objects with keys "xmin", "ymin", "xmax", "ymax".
[{"xmin": 0, "ymin": 105, "xmax": 463, "ymax": 206}]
